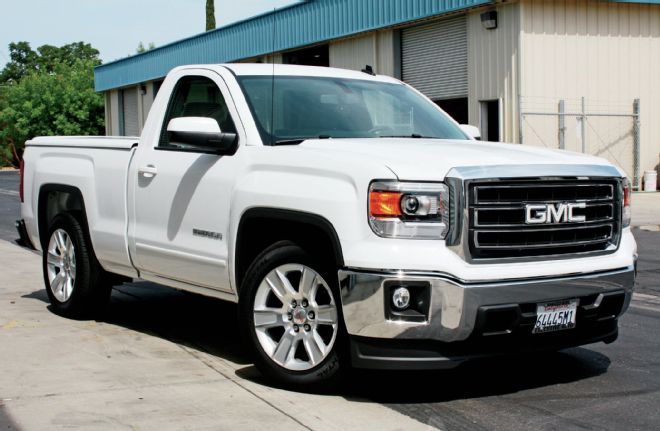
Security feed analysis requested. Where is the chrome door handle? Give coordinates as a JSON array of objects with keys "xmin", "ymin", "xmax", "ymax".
[{"xmin": 138, "ymin": 165, "xmax": 158, "ymax": 178}]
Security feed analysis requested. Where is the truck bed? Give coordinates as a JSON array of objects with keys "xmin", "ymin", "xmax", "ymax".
[
  {"xmin": 27, "ymin": 136, "xmax": 138, "ymax": 150},
  {"xmin": 22, "ymin": 135, "xmax": 138, "ymax": 278}
]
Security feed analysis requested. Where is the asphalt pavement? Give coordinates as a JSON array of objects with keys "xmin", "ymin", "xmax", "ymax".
[
  {"xmin": 1, "ymin": 168, "xmax": 659, "ymax": 430},
  {"xmin": 0, "ymin": 171, "xmax": 20, "ymax": 243}
]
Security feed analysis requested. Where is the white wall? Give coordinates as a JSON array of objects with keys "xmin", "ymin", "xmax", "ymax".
[
  {"xmin": 519, "ymin": 0, "xmax": 660, "ymax": 181},
  {"xmin": 329, "ymin": 30, "xmax": 399, "ymax": 78},
  {"xmin": 468, "ymin": 3, "xmax": 521, "ymax": 143},
  {"xmin": 105, "ymin": 90, "xmax": 120, "ymax": 136},
  {"xmin": 105, "ymin": 82, "xmax": 159, "ymax": 136}
]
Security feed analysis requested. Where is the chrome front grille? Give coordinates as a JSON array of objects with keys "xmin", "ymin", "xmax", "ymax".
[{"xmin": 468, "ymin": 179, "xmax": 621, "ymax": 259}]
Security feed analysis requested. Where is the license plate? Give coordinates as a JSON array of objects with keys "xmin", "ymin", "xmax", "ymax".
[{"xmin": 532, "ymin": 299, "xmax": 578, "ymax": 334}]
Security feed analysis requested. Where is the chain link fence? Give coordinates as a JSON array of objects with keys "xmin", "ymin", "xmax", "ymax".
[{"xmin": 520, "ymin": 97, "xmax": 641, "ymax": 188}]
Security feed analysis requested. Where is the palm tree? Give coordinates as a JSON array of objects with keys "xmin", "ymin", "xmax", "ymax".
[{"xmin": 206, "ymin": 0, "xmax": 216, "ymax": 31}]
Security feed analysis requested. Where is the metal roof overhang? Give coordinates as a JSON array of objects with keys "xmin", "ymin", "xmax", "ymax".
[{"xmin": 93, "ymin": 0, "xmax": 494, "ymax": 91}]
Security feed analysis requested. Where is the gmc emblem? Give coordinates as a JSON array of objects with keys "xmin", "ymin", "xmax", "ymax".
[{"xmin": 525, "ymin": 203, "xmax": 586, "ymax": 224}]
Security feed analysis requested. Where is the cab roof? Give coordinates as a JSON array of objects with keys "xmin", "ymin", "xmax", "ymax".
[{"xmin": 179, "ymin": 63, "xmax": 402, "ymax": 84}]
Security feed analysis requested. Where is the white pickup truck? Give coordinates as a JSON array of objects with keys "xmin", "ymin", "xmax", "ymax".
[{"xmin": 18, "ymin": 64, "xmax": 636, "ymax": 387}]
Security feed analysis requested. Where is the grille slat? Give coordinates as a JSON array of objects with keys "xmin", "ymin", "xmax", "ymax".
[
  {"xmin": 468, "ymin": 179, "xmax": 621, "ymax": 260},
  {"xmin": 474, "ymin": 183, "xmax": 614, "ymax": 205},
  {"xmin": 475, "ymin": 203, "xmax": 613, "ymax": 227}
]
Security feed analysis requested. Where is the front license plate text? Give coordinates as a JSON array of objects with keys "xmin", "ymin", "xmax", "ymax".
[{"xmin": 533, "ymin": 299, "xmax": 578, "ymax": 334}]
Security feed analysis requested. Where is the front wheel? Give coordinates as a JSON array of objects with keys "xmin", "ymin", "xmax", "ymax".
[{"xmin": 240, "ymin": 242, "xmax": 345, "ymax": 388}]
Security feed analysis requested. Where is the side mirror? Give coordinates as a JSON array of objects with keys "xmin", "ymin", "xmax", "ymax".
[
  {"xmin": 167, "ymin": 117, "xmax": 238, "ymax": 155},
  {"xmin": 459, "ymin": 124, "xmax": 481, "ymax": 141}
]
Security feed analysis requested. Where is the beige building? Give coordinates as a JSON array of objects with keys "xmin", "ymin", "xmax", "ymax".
[{"xmin": 98, "ymin": 0, "xmax": 660, "ymax": 188}]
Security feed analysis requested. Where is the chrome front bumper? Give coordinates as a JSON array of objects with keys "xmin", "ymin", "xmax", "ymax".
[{"xmin": 338, "ymin": 266, "xmax": 635, "ymax": 343}]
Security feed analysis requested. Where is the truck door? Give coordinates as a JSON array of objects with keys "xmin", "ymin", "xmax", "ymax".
[{"xmin": 127, "ymin": 68, "xmax": 244, "ymax": 292}]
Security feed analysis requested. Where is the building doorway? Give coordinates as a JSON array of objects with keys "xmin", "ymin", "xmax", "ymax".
[
  {"xmin": 436, "ymin": 98, "xmax": 468, "ymax": 124},
  {"xmin": 401, "ymin": 15, "xmax": 468, "ymax": 124},
  {"xmin": 480, "ymin": 100, "xmax": 501, "ymax": 142},
  {"xmin": 282, "ymin": 45, "xmax": 329, "ymax": 67}
]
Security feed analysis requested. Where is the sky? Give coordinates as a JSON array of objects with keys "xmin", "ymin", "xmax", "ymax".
[{"xmin": 0, "ymin": 0, "xmax": 299, "ymax": 66}]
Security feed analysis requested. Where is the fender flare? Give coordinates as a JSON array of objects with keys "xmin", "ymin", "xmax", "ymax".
[
  {"xmin": 234, "ymin": 208, "xmax": 345, "ymax": 288},
  {"xmin": 37, "ymin": 183, "xmax": 89, "ymax": 250}
]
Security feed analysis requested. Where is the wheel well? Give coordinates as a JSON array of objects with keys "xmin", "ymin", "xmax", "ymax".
[
  {"xmin": 235, "ymin": 208, "xmax": 344, "ymax": 291},
  {"xmin": 37, "ymin": 184, "xmax": 86, "ymax": 249}
]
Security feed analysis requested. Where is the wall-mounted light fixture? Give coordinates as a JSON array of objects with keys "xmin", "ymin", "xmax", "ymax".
[
  {"xmin": 481, "ymin": 10, "xmax": 498, "ymax": 30},
  {"xmin": 139, "ymin": 85, "xmax": 147, "ymax": 95}
]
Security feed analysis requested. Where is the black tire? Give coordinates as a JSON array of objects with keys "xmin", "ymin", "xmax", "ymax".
[
  {"xmin": 239, "ymin": 241, "xmax": 346, "ymax": 389},
  {"xmin": 42, "ymin": 212, "xmax": 112, "ymax": 318}
]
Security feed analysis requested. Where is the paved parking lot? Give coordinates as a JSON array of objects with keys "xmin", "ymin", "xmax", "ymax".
[
  {"xmin": 0, "ymin": 171, "xmax": 20, "ymax": 242},
  {"xmin": 1, "ymin": 169, "xmax": 659, "ymax": 430}
]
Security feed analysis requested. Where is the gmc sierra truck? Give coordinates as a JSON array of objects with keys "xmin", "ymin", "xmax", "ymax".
[{"xmin": 17, "ymin": 64, "xmax": 636, "ymax": 387}]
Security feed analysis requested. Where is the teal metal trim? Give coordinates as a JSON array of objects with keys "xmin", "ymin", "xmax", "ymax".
[{"xmin": 94, "ymin": 0, "xmax": 493, "ymax": 91}]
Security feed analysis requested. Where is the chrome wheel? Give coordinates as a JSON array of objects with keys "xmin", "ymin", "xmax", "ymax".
[
  {"xmin": 253, "ymin": 263, "xmax": 339, "ymax": 371},
  {"xmin": 46, "ymin": 228, "xmax": 76, "ymax": 303}
]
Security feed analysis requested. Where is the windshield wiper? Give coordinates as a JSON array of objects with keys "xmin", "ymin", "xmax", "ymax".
[
  {"xmin": 272, "ymin": 135, "xmax": 333, "ymax": 146},
  {"xmin": 379, "ymin": 134, "xmax": 439, "ymax": 139},
  {"xmin": 272, "ymin": 139, "xmax": 307, "ymax": 146}
]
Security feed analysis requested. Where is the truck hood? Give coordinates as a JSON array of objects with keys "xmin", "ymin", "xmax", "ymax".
[{"xmin": 299, "ymin": 138, "xmax": 620, "ymax": 180}]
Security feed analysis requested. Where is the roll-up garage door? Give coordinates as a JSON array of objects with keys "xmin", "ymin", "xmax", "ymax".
[
  {"xmin": 121, "ymin": 87, "xmax": 139, "ymax": 136},
  {"xmin": 401, "ymin": 15, "xmax": 468, "ymax": 100}
]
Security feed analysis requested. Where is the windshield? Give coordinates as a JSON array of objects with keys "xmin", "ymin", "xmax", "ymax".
[{"xmin": 237, "ymin": 75, "xmax": 469, "ymax": 144}]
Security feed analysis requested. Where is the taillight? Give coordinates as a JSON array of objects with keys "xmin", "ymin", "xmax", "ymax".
[
  {"xmin": 19, "ymin": 159, "xmax": 25, "ymax": 203},
  {"xmin": 622, "ymin": 178, "xmax": 631, "ymax": 227}
]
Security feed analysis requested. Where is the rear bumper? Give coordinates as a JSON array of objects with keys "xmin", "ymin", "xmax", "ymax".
[
  {"xmin": 338, "ymin": 266, "xmax": 634, "ymax": 369},
  {"xmin": 15, "ymin": 219, "xmax": 35, "ymax": 249}
]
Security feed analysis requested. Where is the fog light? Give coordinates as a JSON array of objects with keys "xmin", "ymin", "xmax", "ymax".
[{"xmin": 392, "ymin": 287, "xmax": 411, "ymax": 310}]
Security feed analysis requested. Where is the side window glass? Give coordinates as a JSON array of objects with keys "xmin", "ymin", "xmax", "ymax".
[{"xmin": 159, "ymin": 76, "xmax": 237, "ymax": 148}]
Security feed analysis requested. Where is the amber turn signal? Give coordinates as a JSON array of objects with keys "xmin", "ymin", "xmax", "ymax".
[
  {"xmin": 369, "ymin": 191, "xmax": 402, "ymax": 218},
  {"xmin": 623, "ymin": 180, "xmax": 631, "ymax": 207}
]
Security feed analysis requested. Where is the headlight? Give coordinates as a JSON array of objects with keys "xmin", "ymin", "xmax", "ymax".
[
  {"xmin": 368, "ymin": 181, "xmax": 449, "ymax": 239},
  {"xmin": 622, "ymin": 177, "xmax": 631, "ymax": 228}
]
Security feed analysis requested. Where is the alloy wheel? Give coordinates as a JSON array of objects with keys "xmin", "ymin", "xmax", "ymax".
[
  {"xmin": 253, "ymin": 263, "xmax": 339, "ymax": 371},
  {"xmin": 46, "ymin": 229, "xmax": 77, "ymax": 302}
]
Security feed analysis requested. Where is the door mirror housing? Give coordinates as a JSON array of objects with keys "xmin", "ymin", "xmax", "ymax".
[
  {"xmin": 459, "ymin": 124, "xmax": 481, "ymax": 141},
  {"xmin": 166, "ymin": 117, "xmax": 238, "ymax": 155}
]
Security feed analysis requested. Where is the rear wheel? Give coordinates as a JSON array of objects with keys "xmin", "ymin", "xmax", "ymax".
[
  {"xmin": 43, "ymin": 212, "xmax": 111, "ymax": 318},
  {"xmin": 240, "ymin": 241, "xmax": 344, "ymax": 388}
]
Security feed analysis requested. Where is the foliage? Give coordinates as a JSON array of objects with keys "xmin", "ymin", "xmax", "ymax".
[
  {"xmin": 206, "ymin": 0, "xmax": 216, "ymax": 31},
  {"xmin": 0, "ymin": 41, "xmax": 100, "ymax": 84},
  {"xmin": 136, "ymin": 42, "xmax": 156, "ymax": 54},
  {"xmin": 0, "ymin": 59, "xmax": 104, "ymax": 167}
]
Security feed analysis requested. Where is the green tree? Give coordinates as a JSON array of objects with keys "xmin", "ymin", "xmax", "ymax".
[
  {"xmin": 0, "ymin": 42, "xmax": 39, "ymax": 83},
  {"xmin": 0, "ymin": 41, "xmax": 100, "ymax": 84},
  {"xmin": 206, "ymin": 0, "xmax": 216, "ymax": 31},
  {"xmin": 136, "ymin": 41, "xmax": 156, "ymax": 54},
  {"xmin": 57, "ymin": 42, "xmax": 101, "ymax": 65},
  {"xmin": 0, "ymin": 59, "xmax": 104, "ymax": 167}
]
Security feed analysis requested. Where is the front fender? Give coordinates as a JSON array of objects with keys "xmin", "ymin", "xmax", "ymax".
[{"xmin": 226, "ymin": 151, "xmax": 395, "ymax": 290}]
